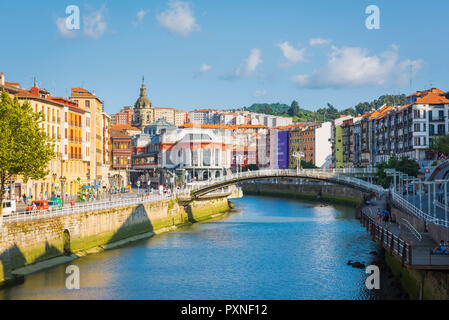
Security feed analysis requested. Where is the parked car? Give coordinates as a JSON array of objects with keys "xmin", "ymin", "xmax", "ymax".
[
  {"xmin": 121, "ymin": 187, "xmax": 130, "ymax": 193},
  {"xmin": 2, "ymin": 199, "xmax": 16, "ymax": 216},
  {"xmin": 26, "ymin": 200, "xmax": 49, "ymax": 213},
  {"xmin": 48, "ymin": 200, "xmax": 61, "ymax": 210}
]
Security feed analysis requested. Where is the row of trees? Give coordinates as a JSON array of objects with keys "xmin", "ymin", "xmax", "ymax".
[
  {"xmin": 0, "ymin": 91, "xmax": 54, "ymax": 215},
  {"xmin": 240, "ymin": 94, "xmax": 408, "ymax": 123},
  {"xmin": 430, "ymin": 134, "xmax": 449, "ymax": 155},
  {"xmin": 375, "ymin": 156, "xmax": 420, "ymax": 188}
]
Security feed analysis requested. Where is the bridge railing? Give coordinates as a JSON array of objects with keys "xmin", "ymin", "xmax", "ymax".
[{"xmin": 183, "ymin": 168, "xmax": 383, "ymax": 196}]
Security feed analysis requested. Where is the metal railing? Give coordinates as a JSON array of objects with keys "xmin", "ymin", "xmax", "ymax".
[
  {"xmin": 360, "ymin": 209, "xmax": 411, "ymax": 265},
  {"xmin": 2, "ymin": 187, "xmax": 234, "ymax": 224},
  {"xmin": 182, "ymin": 168, "xmax": 383, "ymax": 197},
  {"xmin": 400, "ymin": 218, "xmax": 423, "ymax": 242},
  {"xmin": 2, "ymin": 194, "xmax": 173, "ymax": 224},
  {"xmin": 391, "ymin": 190, "xmax": 449, "ymax": 228}
]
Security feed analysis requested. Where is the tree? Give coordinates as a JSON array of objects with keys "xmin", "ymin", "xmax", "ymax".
[
  {"xmin": 301, "ymin": 160, "xmax": 318, "ymax": 169},
  {"xmin": 0, "ymin": 91, "xmax": 55, "ymax": 216},
  {"xmin": 288, "ymin": 100, "xmax": 300, "ymax": 117},
  {"xmin": 430, "ymin": 134, "xmax": 449, "ymax": 155},
  {"xmin": 263, "ymin": 105, "xmax": 273, "ymax": 115},
  {"xmin": 375, "ymin": 156, "xmax": 420, "ymax": 188}
]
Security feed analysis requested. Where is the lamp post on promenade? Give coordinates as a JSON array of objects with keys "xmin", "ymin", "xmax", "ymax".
[
  {"xmin": 408, "ymin": 177, "xmax": 422, "ymax": 211},
  {"xmin": 422, "ymin": 180, "xmax": 440, "ymax": 220},
  {"xmin": 59, "ymin": 176, "xmax": 66, "ymax": 207},
  {"xmin": 52, "ymin": 173, "xmax": 57, "ymax": 197},
  {"xmin": 434, "ymin": 179, "xmax": 449, "ymax": 225}
]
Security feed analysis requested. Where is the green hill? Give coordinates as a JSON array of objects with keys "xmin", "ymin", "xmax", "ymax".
[{"xmin": 229, "ymin": 94, "xmax": 407, "ymax": 123}]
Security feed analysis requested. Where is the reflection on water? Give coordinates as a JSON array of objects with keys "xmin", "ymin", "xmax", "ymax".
[{"xmin": 0, "ymin": 196, "xmax": 379, "ymax": 300}]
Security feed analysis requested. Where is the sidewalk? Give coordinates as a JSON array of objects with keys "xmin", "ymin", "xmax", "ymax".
[{"xmin": 362, "ymin": 195, "xmax": 449, "ymax": 268}]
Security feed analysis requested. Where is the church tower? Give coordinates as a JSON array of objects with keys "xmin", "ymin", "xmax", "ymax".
[{"xmin": 133, "ymin": 76, "xmax": 153, "ymax": 130}]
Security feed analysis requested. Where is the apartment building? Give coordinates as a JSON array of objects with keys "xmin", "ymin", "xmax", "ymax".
[
  {"xmin": 70, "ymin": 88, "xmax": 108, "ymax": 185},
  {"xmin": 109, "ymin": 128, "xmax": 132, "ymax": 188},
  {"xmin": 188, "ymin": 109, "xmax": 221, "ymax": 124},
  {"xmin": 51, "ymin": 96, "xmax": 90, "ymax": 195},
  {"xmin": 0, "ymin": 73, "xmax": 98, "ymax": 198},
  {"xmin": 329, "ymin": 88, "xmax": 449, "ymax": 169},
  {"xmin": 115, "ymin": 106, "xmax": 134, "ymax": 125},
  {"xmin": 331, "ymin": 116, "xmax": 352, "ymax": 168}
]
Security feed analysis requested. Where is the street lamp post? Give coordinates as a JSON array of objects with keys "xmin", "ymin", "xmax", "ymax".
[
  {"xmin": 59, "ymin": 176, "xmax": 66, "ymax": 207},
  {"xmin": 434, "ymin": 179, "xmax": 449, "ymax": 225},
  {"xmin": 236, "ymin": 154, "xmax": 246, "ymax": 175},
  {"xmin": 52, "ymin": 173, "xmax": 57, "ymax": 197},
  {"xmin": 293, "ymin": 152, "xmax": 304, "ymax": 174},
  {"xmin": 408, "ymin": 177, "xmax": 421, "ymax": 211}
]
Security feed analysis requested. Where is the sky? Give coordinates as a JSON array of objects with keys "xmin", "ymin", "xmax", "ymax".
[{"xmin": 1, "ymin": 0, "xmax": 449, "ymax": 115}]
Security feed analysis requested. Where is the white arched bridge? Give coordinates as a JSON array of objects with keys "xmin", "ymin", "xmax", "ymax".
[
  {"xmin": 2, "ymin": 168, "xmax": 383, "ymax": 224},
  {"xmin": 182, "ymin": 168, "xmax": 385, "ymax": 199}
]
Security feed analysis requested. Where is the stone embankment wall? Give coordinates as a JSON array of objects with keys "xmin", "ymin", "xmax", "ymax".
[
  {"xmin": 241, "ymin": 181, "xmax": 366, "ymax": 206},
  {"xmin": 0, "ymin": 197, "xmax": 230, "ymax": 286}
]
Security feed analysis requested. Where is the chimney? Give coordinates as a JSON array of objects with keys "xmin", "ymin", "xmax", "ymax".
[{"xmin": 0, "ymin": 72, "xmax": 4, "ymax": 86}]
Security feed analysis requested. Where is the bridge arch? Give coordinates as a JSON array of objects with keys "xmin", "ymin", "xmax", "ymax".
[{"xmin": 184, "ymin": 169, "xmax": 383, "ymax": 200}]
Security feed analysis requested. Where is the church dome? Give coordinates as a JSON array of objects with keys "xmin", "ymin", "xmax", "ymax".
[{"xmin": 134, "ymin": 76, "xmax": 152, "ymax": 109}]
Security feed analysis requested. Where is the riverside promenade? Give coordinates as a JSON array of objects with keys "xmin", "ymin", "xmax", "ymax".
[{"xmin": 360, "ymin": 196, "xmax": 449, "ymax": 270}]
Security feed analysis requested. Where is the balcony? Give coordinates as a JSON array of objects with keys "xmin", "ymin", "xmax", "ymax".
[
  {"xmin": 429, "ymin": 117, "xmax": 445, "ymax": 122},
  {"xmin": 69, "ymin": 154, "xmax": 82, "ymax": 160}
]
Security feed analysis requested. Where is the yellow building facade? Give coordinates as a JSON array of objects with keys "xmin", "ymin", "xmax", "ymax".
[{"xmin": 70, "ymin": 88, "xmax": 108, "ymax": 185}]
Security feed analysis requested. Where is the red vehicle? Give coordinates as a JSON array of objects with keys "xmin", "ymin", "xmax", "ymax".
[{"xmin": 26, "ymin": 200, "xmax": 49, "ymax": 212}]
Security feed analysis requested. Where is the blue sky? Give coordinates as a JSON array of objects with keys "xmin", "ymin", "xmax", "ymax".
[{"xmin": 1, "ymin": 0, "xmax": 449, "ymax": 114}]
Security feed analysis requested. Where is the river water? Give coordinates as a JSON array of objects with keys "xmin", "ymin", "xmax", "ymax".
[{"xmin": 0, "ymin": 196, "xmax": 394, "ymax": 300}]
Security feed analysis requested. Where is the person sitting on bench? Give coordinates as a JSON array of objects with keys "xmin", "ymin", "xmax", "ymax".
[{"xmin": 433, "ymin": 240, "xmax": 448, "ymax": 254}]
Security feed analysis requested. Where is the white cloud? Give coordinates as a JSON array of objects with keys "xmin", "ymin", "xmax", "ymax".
[
  {"xmin": 200, "ymin": 63, "xmax": 212, "ymax": 73},
  {"xmin": 83, "ymin": 6, "xmax": 107, "ymax": 38},
  {"xmin": 56, "ymin": 17, "xmax": 78, "ymax": 39},
  {"xmin": 222, "ymin": 48, "xmax": 263, "ymax": 80},
  {"xmin": 156, "ymin": 1, "xmax": 200, "ymax": 37},
  {"xmin": 133, "ymin": 9, "xmax": 149, "ymax": 27},
  {"xmin": 309, "ymin": 38, "xmax": 332, "ymax": 46},
  {"xmin": 276, "ymin": 41, "xmax": 306, "ymax": 66},
  {"xmin": 253, "ymin": 89, "xmax": 268, "ymax": 98},
  {"xmin": 291, "ymin": 45, "xmax": 423, "ymax": 89}
]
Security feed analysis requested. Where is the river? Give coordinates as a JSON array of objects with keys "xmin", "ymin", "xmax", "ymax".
[{"xmin": 0, "ymin": 195, "xmax": 404, "ymax": 300}]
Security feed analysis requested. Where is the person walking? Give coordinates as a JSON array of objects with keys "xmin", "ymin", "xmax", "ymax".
[
  {"xmin": 376, "ymin": 208, "xmax": 382, "ymax": 225},
  {"xmin": 383, "ymin": 209, "xmax": 390, "ymax": 225}
]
